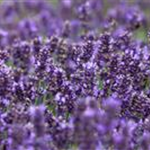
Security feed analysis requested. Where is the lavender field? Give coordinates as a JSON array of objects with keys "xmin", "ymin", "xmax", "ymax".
[{"xmin": 1, "ymin": 0, "xmax": 150, "ymax": 150}]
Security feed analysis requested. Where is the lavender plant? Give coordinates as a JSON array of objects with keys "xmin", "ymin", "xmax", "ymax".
[{"xmin": 1, "ymin": 0, "xmax": 150, "ymax": 150}]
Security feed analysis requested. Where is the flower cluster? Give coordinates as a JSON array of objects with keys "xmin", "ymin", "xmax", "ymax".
[{"xmin": 0, "ymin": 0, "xmax": 150, "ymax": 150}]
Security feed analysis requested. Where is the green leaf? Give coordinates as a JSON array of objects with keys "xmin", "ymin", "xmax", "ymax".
[
  {"xmin": 134, "ymin": 27, "xmax": 147, "ymax": 42},
  {"xmin": 98, "ymin": 79, "xmax": 103, "ymax": 90},
  {"xmin": 47, "ymin": 104, "xmax": 56, "ymax": 116}
]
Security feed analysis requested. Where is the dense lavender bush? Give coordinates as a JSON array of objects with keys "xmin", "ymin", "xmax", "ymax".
[{"xmin": 1, "ymin": 0, "xmax": 150, "ymax": 149}]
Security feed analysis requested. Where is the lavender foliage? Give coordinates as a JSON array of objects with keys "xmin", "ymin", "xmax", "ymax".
[{"xmin": 0, "ymin": 0, "xmax": 150, "ymax": 150}]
